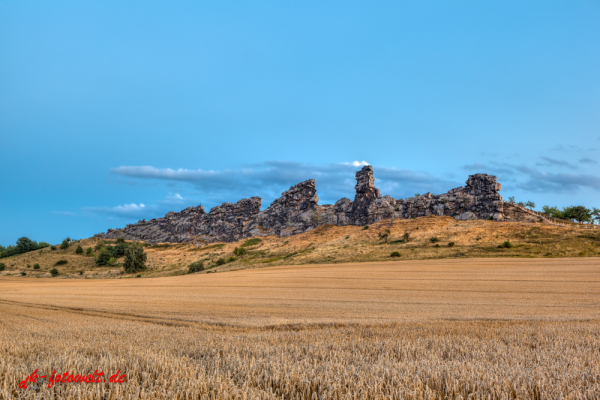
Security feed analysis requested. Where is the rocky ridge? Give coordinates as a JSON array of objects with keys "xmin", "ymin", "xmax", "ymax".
[{"xmin": 96, "ymin": 166, "xmax": 505, "ymax": 244}]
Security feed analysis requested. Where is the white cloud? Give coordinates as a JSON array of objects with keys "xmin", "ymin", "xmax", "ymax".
[
  {"xmin": 463, "ymin": 161, "xmax": 600, "ymax": 193},
  {"xmin": 87, "ymin": 193, "xmax": 190, "ymax": 219},
  {"xmin": 111, "ymin": 161, "xmax": 460, "ymax": 205},
  {"xmin": 341, "ymin": 161, "xmax": 370, "ymax": 167}
]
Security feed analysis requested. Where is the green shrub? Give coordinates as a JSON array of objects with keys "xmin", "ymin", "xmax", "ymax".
[
  {"xmin": 86, "ymin": 247, "xmax": 93, "ymax": 255},
  {"xmin": 378, "ymin": 229, "xmax": 391, "ymax": 243},
  {"xmin": 27, "ymin": 264, "xmax": 31, "ymax": 268},
  {"xmin": 0, "ymin": 263, "xmax": 5, "ymax": 271},
  {"xmin": 448, "ymin": 242, "xmax": 455, "ymax": 247},
  {"xmin": 79, "ymin": 270, "xmax": 83, "ymax": 275},
  {"xmin": 107, "ymin": 257, "xmax": 117, "ymax": 266},
  {"xmin": 33, "ymin": 263, "xmax": 40, "ymax": 269},
  {"xmin": 429, "ymin": 237, "xmax": 439, "ymax": 243},
  {"xmin": 50, "ymin": 245, "xmax": 57, "ymax": 251},
  {"xmin": 123, "ymin": 245, "xmax": 147, "ymax": 273},
  {"xmin": 390, "ymin": 252, "xmax": 401, "ymax": 257},
  {"xmin": 96, "ymin": 247, "xmax": 112, "ymax": 266},
  {"xmin": 60, "ymin": 239, "xmax": 69, "ymax": 250},
  {"xmin": 50, "ymin": 268, "xmax": 59, "ymax": 277},
  {"xmin": 136, "ymin": 274, "xmax": 141, "ymax": 278},
  {"xmin": 241, "ymin": 238, "xmax": 262, "ymax": 248},
  {"xmin": 116, "ymin": 237, "xmax": 126, "ymax": 244},
  {"xmin": 188, "ymin": 261, "xmax": 205, "ymax": 274},
  {"xmin": 20, "ymin": 271, "xmax": 26, "ymax": 276},
  {"xmin": 487, "ymin": 216, "xmax": 494, "ymax": 220},
  {"xmin": 233, "ymin": 247, "xmax": 248, "ymax": 257},
  {"xmin": 226, "ymin": 256, "xmax": 237, "ymax": 263},
  {"xmin": 75, "ymin": 245, "xmax": 83, "ymax": 254},
  {"xmin": 498, "ymin": 240, "xmax": 513, "ymax": 248},
  {"xmin": 215, "ymin": 258, "xmax": 226, "ymax": 266},
  {"xmin": 110, "ymin": 242, "xmax": 129, "ymax": 257},
  {"xmin": 54, "ymin": 259, "xmax": 68, "ymax": 266},
  {"xmin": 362, "ymin": 225, "xmax": 369, "ymax": 230}
]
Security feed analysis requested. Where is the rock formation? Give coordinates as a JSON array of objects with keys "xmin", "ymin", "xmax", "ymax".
[{"xmin": 95, "ymin": 166, "xmax": 505, "ymax": 244}]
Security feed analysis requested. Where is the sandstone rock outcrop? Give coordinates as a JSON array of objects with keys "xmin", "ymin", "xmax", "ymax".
[{"xmin": 95, "ymin": 166, "xmax": 505, "ymax": 244}]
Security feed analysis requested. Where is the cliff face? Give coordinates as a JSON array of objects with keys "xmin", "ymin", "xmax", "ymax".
[{"xmin": 96, "ymin": 166, "xmax": 504, "ymax": 244}]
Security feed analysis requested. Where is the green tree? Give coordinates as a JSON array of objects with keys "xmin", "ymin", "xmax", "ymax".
[
  {"xmin": 50, "ymin": 268, "xmax": 59, "ymax": 277},
  {"xmin": 16, "ymin": 237, "xmax": 38, "ymax": 254},
  {"xmin": 96, "ymin": 247, "xmax": 112, "ymax": 266},
  {"xmin": 563, "ymin": 206, "xmax": 592, "ymax": 223},
  {"xmin": 0, "ymin": 263, "xmax": 5, "ymax": 271},
  {"xmin": 60, "ymin": 239, "xmax": 69, "ymax": 250},
  {"xmin": 378, "ymin": 229, "xmax": 391, "ymax": 243},
  {"xmin": 75, "ymin": 245, "xmax": 84, "ymax": 254},
  {"xmin": 525, "ymin": 201, "xmax": 535, "ymax": 210},
  {"xmin": 188, "ymin": 261, "xmax": 204, "ymax": 274},
  {"xmin": 86, "ymin": 247, "xmax": 93, "ymax": 255},
  {"xmin": 233, "ymin": 247, "xmax": 248, "ymax": 257},
  {"xmin": 508, "ymin": 196, "xmax": 515, "ymax": 204},
  {"xmin": 123, "ymin": 245, "xmax": 147, "ymax": 273},
  {"xmin": 591, "ymin": 208, "xmax": 600, "ymax": 225},
  {"xmin": 542, "ymin": 205, "xmax": 564, "ymax": 219}
]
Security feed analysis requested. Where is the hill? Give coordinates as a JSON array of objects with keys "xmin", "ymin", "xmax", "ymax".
[{"xmin": 1, "ymin": 216, "xmax": 598, "ymax": 279}]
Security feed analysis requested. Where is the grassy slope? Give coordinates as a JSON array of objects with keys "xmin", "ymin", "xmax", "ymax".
[{"xmin": 1, "ymin": 216, "xmax": 599, "ymax": 279}]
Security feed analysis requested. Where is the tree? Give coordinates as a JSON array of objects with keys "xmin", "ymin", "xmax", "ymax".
[
  {"xmin": 86, "ymin": 247, "xmax": 93, "ymax": 255},
  {"xmin": 50, "ymin": 268, "xmax": 59, "ymax": 277},
  {"xmin": 188, "ymin": 261, "xmax": 204, "ymax": 274},
  {"xmin": 563, "ymin": 206, "xmax": 592, "ymax": 223},
  {"xmin": 525, "ymin": 201, "xmax": 535, "ymax": 210},
  {"xmin": 233, "ymin": 247, "xmax": 248, "ymax": 257},
  {"xmin": 16, "ymin": 237, "xmax": 37, "ymax": 254},
  {"xmin": 96, "ymin": 247, "xmax": 112, "ymax": 266},
  {"xmin": 378, "ymin": 229, "xmax": 391, "ymax": 243},
  {"xmin": 508, "ymin": 196, "xmax": 515, "ymax": 204},
  {"xmin": 592, "ymin": 208, "xmax": 600, "ymax": 225},
  {"xmin": 75, "ymin": 245, "xmax": 84, "ymax": 254},
  {"xmin": 542, "ymin": 205, "xmax": 564, "ymax": 219},
  {"xmin": 123, "ymin": 245, "xmax": 147, "ymax": 273},
  {"xmin": 60, "ymin": 239, "xmax": 69, "ymax": 250}
]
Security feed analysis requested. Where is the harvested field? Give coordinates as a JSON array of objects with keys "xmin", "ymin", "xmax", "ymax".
[{"xmin": 1, "ymin": 258, "xmax": 599, "ymax": 399}]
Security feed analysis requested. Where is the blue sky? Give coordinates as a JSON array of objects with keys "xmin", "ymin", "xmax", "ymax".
[{"xmin": 1, "ymin": 1, "xmax": 599, "ymax": 246}]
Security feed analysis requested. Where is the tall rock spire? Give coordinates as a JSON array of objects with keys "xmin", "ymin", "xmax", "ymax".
[
  {"xmin": 350, "ymin": 165, "xmax": 382, "ymax": 225},
  {"xmin": 354, "ymin": 165, "xmax": 381, "ymax": 202}
]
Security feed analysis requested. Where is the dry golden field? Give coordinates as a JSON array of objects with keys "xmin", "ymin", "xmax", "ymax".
[
  {"xmin": 1, "ymin": 257, "xmax": 600, "ymax": 399},
  {"xmin": 1, "ymin": 216, "xmax": 599, "ymax": 279}
]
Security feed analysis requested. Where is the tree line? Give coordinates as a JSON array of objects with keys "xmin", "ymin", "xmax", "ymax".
[
  {"xmin": 0, "ymin": 237, "xmax": 51, "ymax": 259},
  {"xmin": 507, "ymin": 197, "xmax": 600, "ymax": 224}
]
